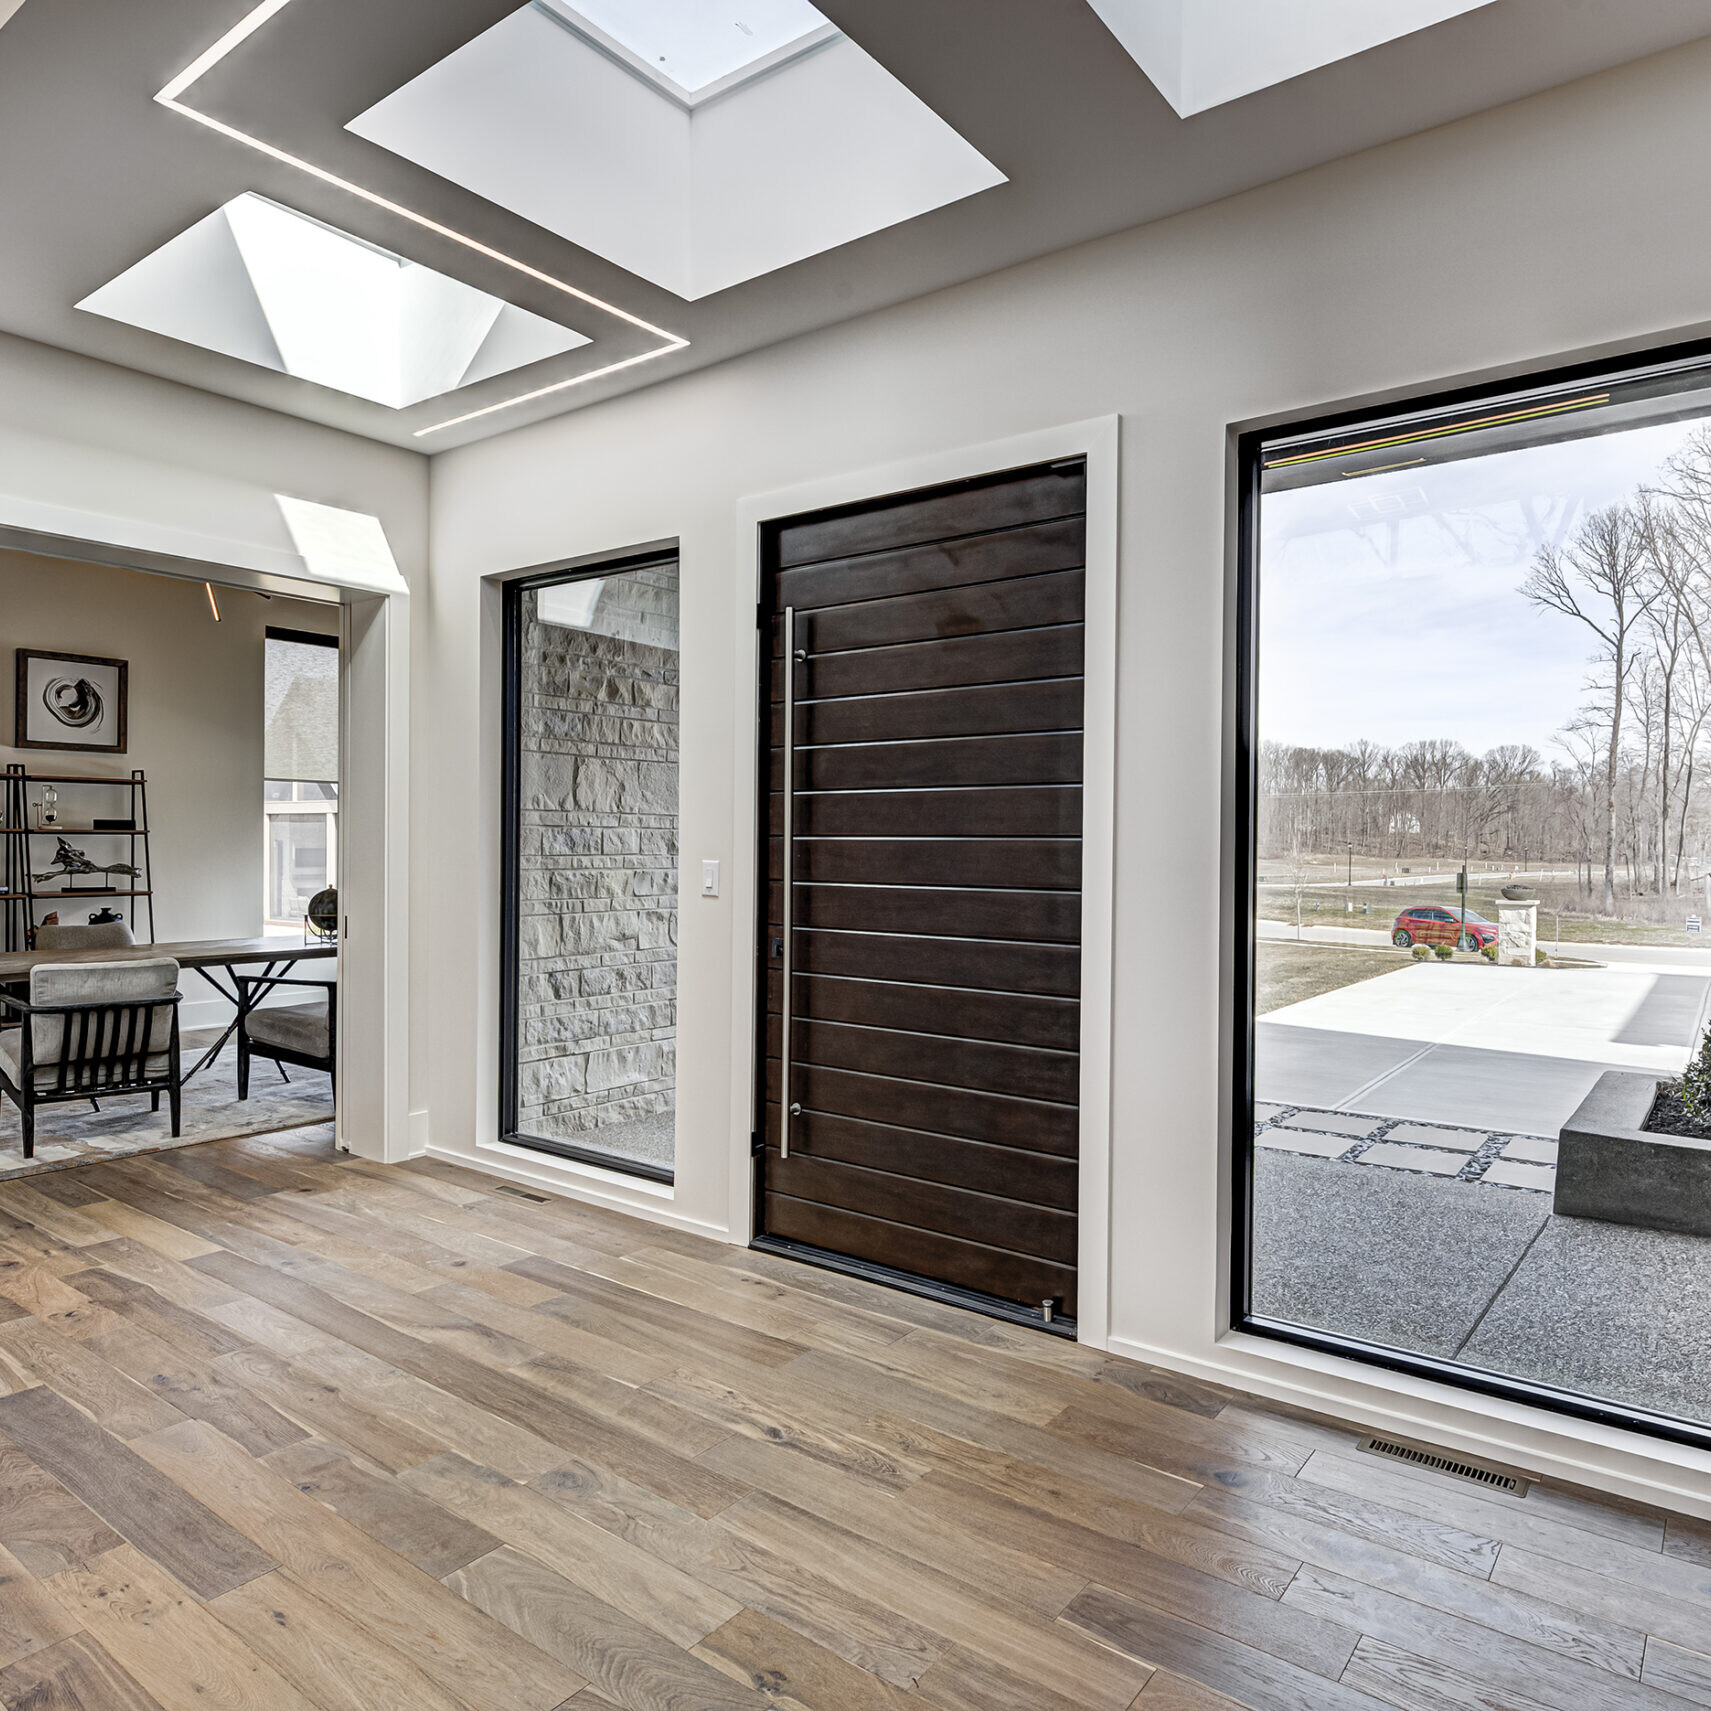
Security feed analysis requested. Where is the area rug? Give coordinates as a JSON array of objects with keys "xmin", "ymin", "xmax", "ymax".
[{"xmin": 0, "ymin": 1025, "xmax": 333, "ymax": 1180}]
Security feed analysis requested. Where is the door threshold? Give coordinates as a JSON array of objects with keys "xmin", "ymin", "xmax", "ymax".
[{"xmin": 751, "ymin": 1235, "xmax": 1078, "ymax": 1338}]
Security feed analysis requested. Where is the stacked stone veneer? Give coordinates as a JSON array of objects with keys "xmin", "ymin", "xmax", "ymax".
[{"xmin": 516, "ymin": 567, "xmax": 678, "ymax": 1161}]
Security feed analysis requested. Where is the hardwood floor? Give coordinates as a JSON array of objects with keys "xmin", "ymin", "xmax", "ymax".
[{"xmin": 0, "ymin": 1125, "xmax": 1707, "ymax": 1710}]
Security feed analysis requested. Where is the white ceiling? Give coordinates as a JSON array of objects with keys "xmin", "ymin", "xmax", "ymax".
[{"xmin": 2, "ymin": 0, "xmax": 1710, "ymax": 450}]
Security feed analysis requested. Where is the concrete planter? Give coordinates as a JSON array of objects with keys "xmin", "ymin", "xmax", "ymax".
[{"xmin": 1555, "ymin": 1070, "xmax": 1711, "ymax": 1238}]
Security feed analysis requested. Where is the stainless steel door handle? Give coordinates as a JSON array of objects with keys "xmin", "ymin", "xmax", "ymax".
[{"xmin": 781, "ymin": 606, "xmax": 798, "ymax": 1159}]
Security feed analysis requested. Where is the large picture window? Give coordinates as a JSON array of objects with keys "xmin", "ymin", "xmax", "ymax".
[
  {"xmin": 1237, "ymin": 346, "xmax": 1711, "ymax": 1446},
  {"xmin": 501, "ymin": 556, "xmax": 680, "ymax": 1182}
]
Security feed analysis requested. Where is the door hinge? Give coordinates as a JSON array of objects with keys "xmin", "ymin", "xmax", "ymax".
[{"xmin": 750, "ymin": 1130, "xmax": 765, "ymax": 1157}]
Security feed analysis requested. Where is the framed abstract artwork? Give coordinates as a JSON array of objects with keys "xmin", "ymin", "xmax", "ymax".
[{"xmin": 15, "ymin": 649, "xmax": 129, "ymax": 753}]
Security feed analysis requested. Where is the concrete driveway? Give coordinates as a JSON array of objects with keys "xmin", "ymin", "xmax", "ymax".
[{"xmin": 1257, "ymin": 961, "xmax": 1711, "ymax": 1137}]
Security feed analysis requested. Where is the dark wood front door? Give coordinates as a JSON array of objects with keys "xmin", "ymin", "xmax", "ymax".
[{"xmin": 757, "ymin": 459, "xmax": 1086, "ymax": 1324}]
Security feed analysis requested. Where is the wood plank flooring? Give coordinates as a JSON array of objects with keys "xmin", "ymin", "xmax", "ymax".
[{"xmin": 0, "ymin": 1125, "xmax": 1707, "ymax": 1710}]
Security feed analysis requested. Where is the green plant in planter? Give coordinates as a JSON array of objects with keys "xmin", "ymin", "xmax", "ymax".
[
  {"xmin": 1481, "ymin": 944, "xmax": 1498, "ymax": 962},
  {"xmin": 1536, "ymin": 948, "xmax": 1548, "ymax": 965},
  {"xmin": 1434, "ymin": 943, "xmax": 1455, "ymax": 961},
  {"xmin": 1412, "ymin": 943, "xmax": 1433, "ymax": 962},
  {"xmin": 1681, "ymin": 1028, "xmax": 1711, "ymax": 1126}
]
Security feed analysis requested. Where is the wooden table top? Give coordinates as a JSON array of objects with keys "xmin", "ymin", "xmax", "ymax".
[{"xmin": 0, "ymin": 937, "xmax": 336, "ymax": 979}]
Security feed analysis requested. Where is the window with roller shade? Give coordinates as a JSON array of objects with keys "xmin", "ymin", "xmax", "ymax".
[{"xmin": 264, "ymin": 628, "xmax": 339, "ymax": 931}]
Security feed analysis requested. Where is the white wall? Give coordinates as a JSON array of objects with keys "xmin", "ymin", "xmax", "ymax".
[
  {"xmin": 0, "ymin": 332, "xmax": 425, "ymax": 589},
  {"xmin": 0, "ymin": 548, "xmax": 336, "ymax": 1022},
  {"xmin": 425, "ymin": 36, "xmax": 1711, "ymax": 1507}
]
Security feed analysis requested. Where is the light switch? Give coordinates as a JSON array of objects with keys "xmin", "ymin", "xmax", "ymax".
[{"xmin": 701, "ymin": 859, "xmax": 720, "ymax": 898}]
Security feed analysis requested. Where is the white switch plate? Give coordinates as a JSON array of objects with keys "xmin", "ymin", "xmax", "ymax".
[{"xmin": 701, "ymin": 859, "xmax": 720, "ymax": 898}]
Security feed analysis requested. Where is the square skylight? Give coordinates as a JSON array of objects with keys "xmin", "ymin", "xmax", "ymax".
[
  {"xmin": 542, "ymin": 0, "xmax": 833, "ymax": 98},
  {"xmin": 77, "ymin": 193, "xmax": 590, "ymax": 409},
  {"xmin": 1087, "ymin": 0, "xmax": 1495, "ymax": 117},
  {"xmin": 348, "ymin": 3, "xmax": 1004, "ymax": 300}
]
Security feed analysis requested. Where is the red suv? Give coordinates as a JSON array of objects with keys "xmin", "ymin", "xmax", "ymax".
[{"xmin": 1392, "ymin": 906, "xmax": 1496, "ymax": 953}]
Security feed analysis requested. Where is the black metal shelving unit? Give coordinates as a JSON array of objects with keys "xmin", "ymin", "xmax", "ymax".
[{"xmin": 2, "ymin": 764, "xmax": 155, "ymax": 951}]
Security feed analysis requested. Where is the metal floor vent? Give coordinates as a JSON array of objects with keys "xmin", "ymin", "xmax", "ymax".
[
  {"xmin": 1357, "ymin": 1435, "xmax": 1532, "ymax": 1495},
  {"xmin": 492, "ymin": 1182, "xmax": 550, "ymax": 1204}
]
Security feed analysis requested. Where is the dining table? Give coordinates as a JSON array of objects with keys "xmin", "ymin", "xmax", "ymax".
[{"xmin": 0, "ymin": 936, "xmax": 337, "ymax": 1087}]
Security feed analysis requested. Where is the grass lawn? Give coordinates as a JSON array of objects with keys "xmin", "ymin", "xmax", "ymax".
[
  {"xmin": 1259, "ymin": 886, "xmax": 1711, "ymax": 949},
  {"xmin": 1257, "ymin": 941, "xmax": 1420, "ymax": 1014}
]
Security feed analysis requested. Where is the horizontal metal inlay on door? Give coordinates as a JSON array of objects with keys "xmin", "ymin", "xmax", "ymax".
[
  {"xmin": 773, "ymin": 1062, "xmax": 1079, "ymax": 1154},
  {"xmin": 772, "ymin": 1017, "xmax": 1079, "ymax": 1104},
  {"xmin": 771, "ymin": 626, "xmax": 1085, "ymax": 698},
  {"xmin": 775, "ymin": 467, "xmax": 1086, "ymax": 568},
  {"xmin": 774, "ymin": 570, "xmax": 1086, "ymax": 656},
  {"xmin": 788, "ymin": 930, "xmax": 1081, "ymax": 997},
  {"xmin": 790, "ymin": 733, "xmax": 1084, "ymax": 792},
  {"xmin": 770, "ymin": 971, "xmax": 1079, "ymax": 1052},
  {"xmin": 771, "ymin": 787, "xmax": 1084, "ymax": 840},
  {"xmin": 770, "ymin": 678, "xmax": 1084, "ymax": 745},
  {"xmin": 770, "ymin": 884, "xmax": 1081, "ymax": 943},
  {"xmin": 764, "ymin": 1195, "xmax": 1078, "ymax": 1304},
  {"xmin": 766, "ymin": 1152, "xmax": 1077, "ymax": 1263},
  {"xmin": 758, "ymin": 1107, "xmax": 1079, "ymax": 1204},
  {"xmin": 776, "ymin": 516, "xmax": 1086, "ymax": 609},
  {"xmin": 772, "ymin": 839, "xmax": 1082, "ymax": 890}
]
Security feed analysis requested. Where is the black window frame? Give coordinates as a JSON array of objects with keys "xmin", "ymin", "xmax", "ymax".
[
  {"xmin": 500, "ymin": 549, "xmax": 681, "ymax": 1186},
  {"xmin": 1231, "ymin": 336, "xmax": 1711, "ymax": 1455}
]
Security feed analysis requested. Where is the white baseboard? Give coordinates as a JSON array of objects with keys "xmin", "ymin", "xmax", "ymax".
[
  {"xmin": 425, "ymin": 1139, "xmax": 733, "ymax": 1242},
  {"xmin": 1105, "ymin": 1330, "xmax": 1711, "ymax": 1521}
]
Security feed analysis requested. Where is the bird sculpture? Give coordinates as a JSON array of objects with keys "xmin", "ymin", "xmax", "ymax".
[{"xmin": 32, "ymin": 838, "xmax": 140, "ymax": 883}]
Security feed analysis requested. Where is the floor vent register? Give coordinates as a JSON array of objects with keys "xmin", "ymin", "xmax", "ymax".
[{"xmin": 1357, "ymin": 1434, "xmax": 1533, "ymax": 1496}]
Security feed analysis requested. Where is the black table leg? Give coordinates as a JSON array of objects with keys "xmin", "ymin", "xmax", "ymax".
[{"xmin": 180, "ymin": 960, "xmax": 287, "ymax": 1087}]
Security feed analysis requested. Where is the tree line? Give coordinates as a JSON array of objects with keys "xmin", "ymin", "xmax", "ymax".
[{"xmin": 1260, "ymin": 426, "xmax": 1711, "ymax": 913}]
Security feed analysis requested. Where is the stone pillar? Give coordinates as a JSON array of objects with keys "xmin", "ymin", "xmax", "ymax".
[{"xmin": 1497, "ymin": 900, "xmax": 1538, "ymax": 967}]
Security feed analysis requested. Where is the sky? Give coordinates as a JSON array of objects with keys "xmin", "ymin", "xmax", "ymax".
[{"xmin": 1258, "ymin": 418, "xmax": 1705, "ymax": 760}]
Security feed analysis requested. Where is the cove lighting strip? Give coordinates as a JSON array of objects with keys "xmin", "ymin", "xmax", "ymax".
[{"xmin": 155, "ymin": 0, "xmax": 689, "ymax": 436}]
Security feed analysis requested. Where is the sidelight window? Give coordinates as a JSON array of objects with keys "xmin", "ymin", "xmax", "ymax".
[{"xmin": 501, "ymin": 557, "xmax": 680, "ymax": 1182}]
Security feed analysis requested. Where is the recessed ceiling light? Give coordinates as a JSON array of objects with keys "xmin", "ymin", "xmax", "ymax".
[
  {"xmin": 78, "ymin": 193, "xmax": 591, "ymax": 410},
  {"xmin": 1086, "ymin": 0, "xmax": 1494, "ymax": 117}
]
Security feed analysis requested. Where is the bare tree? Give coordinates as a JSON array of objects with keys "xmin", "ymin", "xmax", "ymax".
[{"xmin": 1523, "ymin": 504, "xmax": 1657, "ymax": 912}]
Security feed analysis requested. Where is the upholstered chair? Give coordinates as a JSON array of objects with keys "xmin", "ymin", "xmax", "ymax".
[
  {"xmin": 235, "ymin": 974, "xmax": 336, "ymax": 1098},
  {"xmin": 0, "ymin": 957, "xmax": 181, "ymax": 1159}
]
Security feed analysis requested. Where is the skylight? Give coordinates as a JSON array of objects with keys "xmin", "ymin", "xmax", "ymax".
[
  {"xmin": 541, "ymin": 0, "xmax": 833, "ymax": 97},
  {"xmin": 349, "ymin": 6, "xmax": 1004, "ymax": 300},
  {"xmin": 1086, "ymin": 0, "xmax": 1494, "ymax": 117},
  {"xmin": 77, "ymin": 193, "xmax": 590, "ymax": 410}
]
